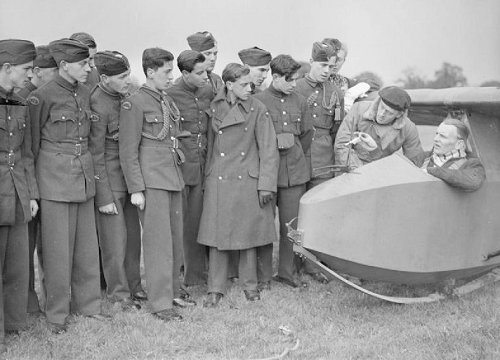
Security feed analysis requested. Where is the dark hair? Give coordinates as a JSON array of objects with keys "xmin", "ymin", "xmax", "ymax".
[
  {"xmin": 270, "ymin": 55, "xmax": 301, "ymax": 80},
  {"xmin": 443, "ymin": 117, "xmax": 470, "ymax": 140},
  {"xmin": 222, "ymin": 63, "xmax": 250, "ymax": 83},
  {"xmin": 177, "ymin": 50, "xmax": 205, "ymax": 73},
  {"xmin": 142, "ymin": 47, "xmax": 174, "ymax": 76}
]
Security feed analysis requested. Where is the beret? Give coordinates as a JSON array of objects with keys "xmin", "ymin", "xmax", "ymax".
[
  {"xmin": 311, "ymin": 42, "xmax": 336, "ymax": 62},
  {"xmin": 0, "ymin": 39, "xmax": 36, "ymax": 65},
  {"xmin": 187, "ymin": 31, "xmax": 216, "ymax": 52},
  {"xmin": 70, "ymin": 32, "xmax": 97, "ymax": 48},
  {"xmin": 34, "ymin": 45, "xmax": 57, "ymax": 68},
  {"xmin": 49, "ymin": 38, "xmax": 89, "ymax": 64},
  {"xmin": 94, "ymin": 50, "xmax": 129, "ymax": 76},
  {"xmin": 379, "ymin": 86, "xmax": 411, "ymax": 111},
  {"xmin": 238, "ymin": 47, "xmax": 272, "ymax": 66}
]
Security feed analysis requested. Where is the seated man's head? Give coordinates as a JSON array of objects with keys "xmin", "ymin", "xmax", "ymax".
[
  {"xmin": 433, "ymin": 117, "xmax": 469, "ymax": 156},
  {"xmin": 376, "ymin": 86, "xmax": 410, "ymax": 125}
]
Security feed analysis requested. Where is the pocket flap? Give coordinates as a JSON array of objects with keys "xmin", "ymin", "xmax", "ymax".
[
  {"xmin": 145, "ymin": 114, "xmax": 163, "ymax": 123},
  {"xmin": 50, "ymin": 110, "xmax": 76, "ymax": 122}
]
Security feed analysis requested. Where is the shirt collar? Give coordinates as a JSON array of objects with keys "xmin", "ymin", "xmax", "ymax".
[
  {"xmin": 212, "ymin": 86, "xmax": 252, "ymax": 113},
  {"xmin": 141, "ymin": 84, "xmax": 164, "ymax": 101},
  {"xmin": 0, "ymin": 85, "xmax": 26, "ymax": 104},
  {"xmin": 54, "ymin": 74, "xmax": 79, "ymax": 92},
  {"xmin": 267, "ymin": 83, "xmax": 286, "ymax": 98},
  {"xmin": 179, "ymin": 77, "xmax": 198, "ymax": 94}
]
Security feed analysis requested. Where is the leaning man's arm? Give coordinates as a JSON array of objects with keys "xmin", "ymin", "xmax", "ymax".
[{"xmin": 427, "ymin": 159, "xmax": 486, "ymax": 191}]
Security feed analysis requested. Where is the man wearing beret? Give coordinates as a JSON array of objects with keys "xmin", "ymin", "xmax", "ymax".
[
  {"xmin": 28, "ymin": 38, "xmax": 108, "ymax": 334},
  {"xmin": 187, "ymin": 31, "xmax": 223, "ymax": 96},
  {"xmin": 70, "ymin": 32, "xmax": 99, "ymax": 88},
  {"xmin": 254, "ymin": 54, "xmax": 312, "ymax": 289},
  {"xmin": 88, "ymin": 50, "xmax": 143, "ymax": 311},
  {"xmin": 119, "ymin": 47, "xmax": 186, "ymax": 321},
  {"xmin": 238, "ymin": 47, "xmax": 272, "ymax": 94},
  {"xmin": 0, "ymin": 39, "xmax": 39, "ymax": 352},
  {"xmin": 17, "ymin": 45, "xmax": 58, "ymax": 315},
  {"xmin": 167, "ymin": 50, "xmax": 212, "ymax": 288},
  {"xmin": 334, "ymin": 85, "xmax": 425, "ymax": 168}
]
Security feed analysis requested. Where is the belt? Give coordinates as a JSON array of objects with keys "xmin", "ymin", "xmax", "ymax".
[
  {"xmin": 41, "ymin": 140, "xmax": 88, "ymax": 156},
  {"xmin": 313, "ymin": 127, "xmax": 331, "ymax": 137},
  {"xmin": 0, "ymin": 149, "xmax": 21, "ymax": 168},
  {"xmin": 141, "ymin": 136, "xmax": 179, "ymax": 149}
]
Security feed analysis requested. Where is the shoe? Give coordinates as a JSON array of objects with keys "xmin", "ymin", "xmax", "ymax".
[
  {"xmin": 257, "ymin": 281, "xmax": 271, "ymax": 291},
  {"xmin": 309, "ymin": 272, "xmax": 330, "ymax": 284},
  {"xmin": 153, "ymin": 309, "xmax": 183, "ymax": 322},
  {"xmin": 120, "ymin": 298, "xmax": 141, "ymax": 311},
  {"xmin": 86, "ymin": 313, "xmax": 112, "ymax": 321},
  {"xmin": 48, "ymin": 322, "xmax": 67, "ymax": 335},
  {"xmin": 244, "ymin": 290, "xmax": 261, "ymax": 302},
  {"xmin": 131, "ymin": 290, "xmax": 148, "ymax": 301},
  {"xmin": 203, "ymin": 292, "xmax": 223, "ymax": 308},
  {"xmin": 173, "ymin": 297, "xmax": 197, "ymax": 308},
  {"xmin": 272, "ymin": 275, "xmax": 307, "ymax": 288}
]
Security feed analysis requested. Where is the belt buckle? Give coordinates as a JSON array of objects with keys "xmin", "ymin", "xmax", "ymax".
[
  {"xmin": 7, "ymin": 151, "xmax": 15, "ymax": 167},
  {"xmin": 75, "ymin": 143, "xmax": 82, "ymax": 156},
  {"xmin": 172, "ymin": 137, "xmax": 179, "ymax": 149}
]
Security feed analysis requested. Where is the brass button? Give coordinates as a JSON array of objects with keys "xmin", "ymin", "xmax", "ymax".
[
  {"xmin": 313, "ymin": 103, "xmax": 317, "ymax": 107},
  {"xmin": 240, "ymin": 152, "xmax": 245, "ymax": 156},
  {"xmin": 238, "ymin": 175, "xmax": 242, "ymax": 180},
  {"xmin": 284, "ymin": 122, "xmax": 288, "ymax": 126},
  {"xmin": 280, "ymin": 99, "xmax": 284, "ymax": 103},
  {"xmin": 218, "ymin": 176, "xmax": 223, "ymax": 180},
  {"xmin": 220, "ymin": 152, "xmax": 225, "ymax": 157},
  {"xmin": 218, "ymin": 130, "xmax": 223, "ymax": 135},
  {"xmin": 282, "ymin": 111, "xmax": 286, "ymax": 115},
  {"xmin": 313, "ymin": 114, "xmax": 317, "ymax": 118}
]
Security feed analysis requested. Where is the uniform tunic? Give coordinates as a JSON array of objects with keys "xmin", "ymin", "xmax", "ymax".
[
  {"xmin": 119, "ymin": 85, "xmax": 184, "ymax": 312},
  {"xmin": 168, "ymin": 78, "xmax": 213, "ymax": 285},
  {"xmin": 89, "ymin": 84, "xmax": 142, "ymax": 300},
  {"xmin": 295, "ymin": 76, "xmax": 343, "ymax": 182},
  {"xmin": 28, "ymin": 74, "xmax": 101, "ymax": 325},
  {"xmin": 0, "ymin": 86, "xmax": 37, "ymax": 336}
]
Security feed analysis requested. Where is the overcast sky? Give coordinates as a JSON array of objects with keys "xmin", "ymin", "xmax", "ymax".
[{"xmin": 2, "ymin": 0, "xmax": 499, "ymax": 86}]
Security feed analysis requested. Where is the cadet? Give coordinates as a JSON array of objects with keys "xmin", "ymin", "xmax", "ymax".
[
  {"xmin": 0, "ymin": 39, "xmax": 38, "ymax": 352},
  {"xmin": 187, "ymin": 31, "xmax": 223, "ymax": 96},
  {"xmin": 255, "ymin": 54, "xmax": 312, "ymax": 288},
  {"xmin": 17, "ymin": 45, "xmax": 58, "ymax": 315},
  {"xmin": 28, "ymin": 38, "xmax": 108, "ymax": 334},
  {"xmin": 119, "ymin": 48, "xmax": 186, "ymax": 321},
  {"xmin": 70, "ymin": 32, "xmax": 99, "ymax": 88},
  {"xmin": 199, "ymin": 63, "xmax": 279, "ymax": 307},
  {"xmin": 167, "ymin": 50, "xmax": 212, "ymax": 287},
  {"xmin": 238, "ymin": 47, "xmax": 272, "ymax": 94},
  {"xmin": 89, "ymin": 50, "xmax": 143, "ymax": 310}
]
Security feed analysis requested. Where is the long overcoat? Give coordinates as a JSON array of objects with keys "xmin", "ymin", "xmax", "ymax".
[{"xmin": 197, "ymin": 89, "xmax": 279, "ymax": 250}]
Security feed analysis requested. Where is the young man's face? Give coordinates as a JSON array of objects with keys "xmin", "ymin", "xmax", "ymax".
[
  {"xmin": 248, "ymin": 63, "xmax": 270, "ymax": 87},
  {"xmin": 34, "ymin": 67, "xmax": 58, "ymax": 85},
  {"xmin": 375, "ymin": 100, "xmax": 403, "ymax": 125},
  {"xmin": 183, "ymin": 62, "xmax": 208, "ymax": 89},
  {"xmin": 7, "ymin": 61, "xmax": 34, "ymax": 89},
  {"xmin": 309, "ymin": 57, "xmax": 335, "ymax": 83},
  {"xmin": 228, "ymin": 74, "xmax": 252, "ymax": 101},
  {"xmin": 148, "ymin": 61, "xmax": 174, "ymax": 92},
  {"xmin": 103, "ymin": 69, "xmax": 131, "ymax": 95},
  {"xmin": 273, "ymin": 72, "xmax": 299, "ymax": 95},
  {"xmin": 201, "ymin": 45, "xmax": 218, "ymax": 73},
  {"xmin": 64, "ymin": 58, "xmax": 91, "ymax": 83},
  {"xmin": 433, "ymin": 123, "xmax": 464, "ymax": 155}
]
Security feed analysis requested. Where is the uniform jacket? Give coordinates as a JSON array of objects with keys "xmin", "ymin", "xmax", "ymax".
[
  {"xmin": 29, "ymin": 74, "xmax": 96, "ymax": 202},
  {"xmin": 167, "ymin": 78, "xmax": 214, "ymax": 186},
  {"xmin": 119, "ymin": 85, "xmax": 184, "ymax": 194},
  {"xmin": 426, "ymin": 152, "xmax": 486, "ymax": 191},
  {"xmin": 295, "ymin": 76, "xmax": 343, "ymax": 179},
  {"xmin": 197, "ymin": 88, "xmax": 279, "ymax": 250},
  {"xmin": 334, "ymin": 96, "xmax": 425, "ymax": 168},
  {"xmin": 89, "ymin": 84, "xmax": 128, "ymax": 207},
  {"xmin": 0, "ymin": 86, "xmax": 38, "ymax": 225},
  {"xmin": 254, "ymin": 84, "xmax": 312, "ymax": 187}
]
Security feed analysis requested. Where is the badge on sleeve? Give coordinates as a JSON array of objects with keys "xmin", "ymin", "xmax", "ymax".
[
  {"xmin": 122, "ymin": 101, "xmax": 132, "ymax": 110},
  {"xmin": 28, "ymin": 96, "xmax": 39, "ymax": 106},
  {"xmin": 90, "ymin": 113, "xmax": 100, "ymax": 122}
]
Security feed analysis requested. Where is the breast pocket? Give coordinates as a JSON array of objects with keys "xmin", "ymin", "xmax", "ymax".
[
  {"xmin": 316, "ymin": 108, "xmax": 334, "ymax": 129},
  {"xmin": 144, "ymin": 113, "xmax": 164, "ymax": 138},
  {"xmin": 282, "ymin": 114, "xmax": 302, "ymax": 135},
  {"xmin": 49, "ymin": 110, "xmax": 77, "ymax": 140}
]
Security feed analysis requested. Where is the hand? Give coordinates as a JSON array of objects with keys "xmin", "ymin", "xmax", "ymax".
[
  {"xmin": 131, "ymin": 192, "xmax": 145, "ymax": 211},
  {"xmin": 258, "ymin": 190, "xmax": 274, "ymax": 208},
  {"xmin": 30, "ymin": 200, "xmax": 39, "ymax": 218},
  {"xmin": 354, "ymin": 131, "xmax": 377, "ymax": 151},
  {"xmin": 98, "ymin": 203, "xmax": 119, "ymax": 215}
]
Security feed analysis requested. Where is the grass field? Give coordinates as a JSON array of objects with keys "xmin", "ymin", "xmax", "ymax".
[{"xmin": 3, "ymin": 267, "xmax": 500, "ymax": 360}]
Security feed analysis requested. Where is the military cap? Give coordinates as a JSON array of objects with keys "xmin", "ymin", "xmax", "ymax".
[
  {"xmin": 49, "ymin": 38, "xmax": 89, "ymax": 64},
  {"xmin": 94, "ymin": 51, "xmax": 130, "ymax": 76},
  {"xmin": 0, "ymin": 39, "xmax": 36, "ymax": 65},
  {"xmin": 70, "ymin": 32, "xmax": 97, "ymax": 48},
  {"xmin": 379, "ymin": 86, "xmax": 411, "ymax": 111},
  {"xmin": 187, "ymin": 31, "xmax": 216, "ymax": 52},
  {"xmin": 311, "ymin": 42, "xmax": 336, "ymax": 62},
  {"xmin": 34, "ymin": 45, "xmax": 57, "ymax": 68},
  {"xmin": 238, "ymin": 47, "xmax": 272, "ymax": 66},
  {"xmin": 322, "ymin": 38, "xmax": 342, "ymax": 52}
]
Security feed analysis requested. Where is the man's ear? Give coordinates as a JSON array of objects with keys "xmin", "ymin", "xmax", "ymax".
[
  {"xmin": 456, "ymin": 139, "xmax": 466, "ymax": 151},
  {"xmin": 181, "ymin": 69, "xmax": 190, "ymax": 78},
  {"xmin": 272, "ymin": 73, "xmax": 279, "ymax": 81},
  {"xmin": 1, "ymin": 63, "xmax": 12, "ymax": 73},
  {"xmin": 60, "ymin": 60, "xmax": 68, "ymax": 71},
  {"xmin": 309, "ymin": 58, "xmax": 314, "ymax": 65},
  {"xmin": 33, "ymin": 67, "xmax": 41, "ymax": 77},
  {"xmin": 146, "ymin": 68, "xmax": 155, "ymax": 79},
  {"xmin": 226, "ymin": 81, "xmax": 234, "ymax": 91},
  {"xmin": 100, "ymin": 73, "xmax": 108, "ymax": 83}
]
